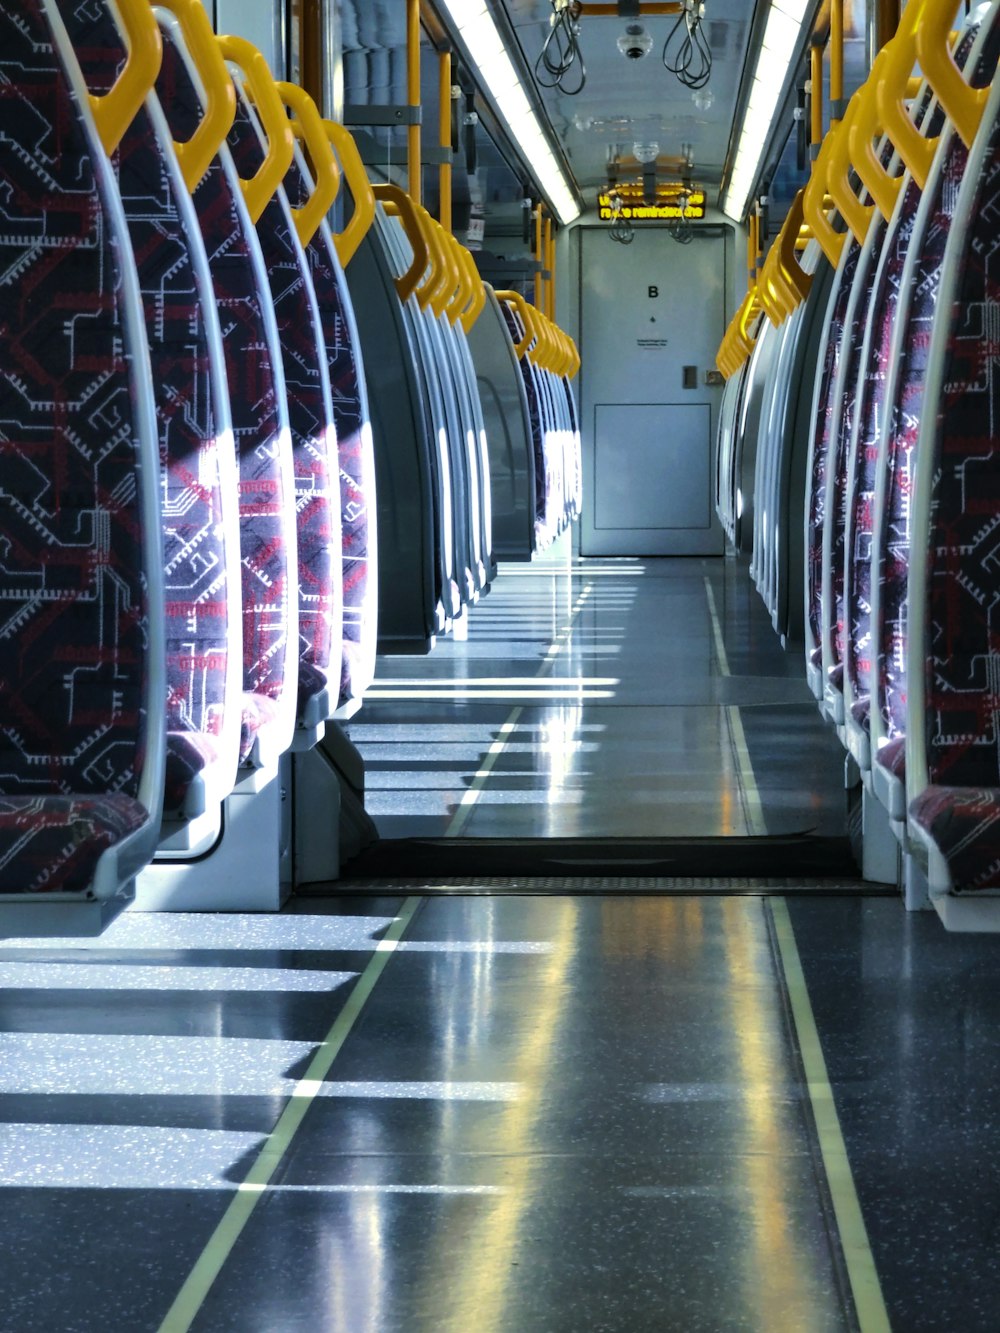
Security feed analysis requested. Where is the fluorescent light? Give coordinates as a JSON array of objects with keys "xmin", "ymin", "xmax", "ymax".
[
  {"xmin": 438, "ymin": 0, "xmax": 580, "ymax": 224},
  {"xmin": 723, "ymin": 1, "xmax": 814, "ymax": 221}
]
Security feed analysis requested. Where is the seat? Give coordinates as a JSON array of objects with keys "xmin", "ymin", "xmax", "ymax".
[
  {"xmin": 68, "ymin": 0, "xmax": 243, "ymax": 824},
  {"xmin": 906, "ymin": 55, "xmax": 1000, "ymax": 906},
  {"xmin": 154, "ymin": 11, "xmax": 299, "ymax": 772},
  {"xmin": 224, "ymin": 49, "xmax": 342, "ymax": 745},
  {"xmin": 0, "ymin": 0, "xmax": 165, "ymax": 925},
  {"xmin": 317, "ymin": 122, "xmax": 380, "ymax": 712},
  {"xmin": 869, "ymin": 12, "xmax": 999, "ymax": 824}
]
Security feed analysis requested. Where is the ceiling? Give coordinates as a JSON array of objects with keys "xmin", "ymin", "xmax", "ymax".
[{"xmin": 498, "ymin": 0, "xmax": 757, "ymax": 209}]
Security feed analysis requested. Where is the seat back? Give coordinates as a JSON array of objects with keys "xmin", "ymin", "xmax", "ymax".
[
  {"xmin": 68, "ymin": 0, "xmax": 242, "ymax": 818},
  {"xmin": 804, "ymin": 233, "xmax": 860, "ymax": 687},
  {"xmin": 224, "ymin": 56, "xmax": 341, "ymax": 735},
  {"xmin": 872, "ymin": 17, "xmax": 995, "ymax": 756},
  {"xmin": 154, "ymin": 12, "xmax": 298, "ymax": 768},
  {"xmin": 908, "ymin": 26, "xmax": 1000, "ymax": 798},
  {"xmin": 0, "ymin": 0, "xmax": 165, "ymax": 885}
]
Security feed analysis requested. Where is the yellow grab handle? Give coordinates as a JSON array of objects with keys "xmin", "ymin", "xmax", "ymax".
[
  {"xmin": 275, "ymin": 81, "xmax": 340, "ymax": 248},
  {"xmin": 458, "ymin": 245, "xmax": 486, "ymax": 333},
  {"xmin": 778, "ymin": 189, "xmax": 813, "ymax": 306},
  {"xmin": 827, "ymin": 92, "xmax": 873, "ymax": 244},
  {"xmin": 438, "ymin": 224, "xmax": 467, "ymax": 324},
  {"xmin": 495, "ymin": 289, "xmax": 537, "ymax": 359},
  {"xmin": 848, "ymin": 48, "xmax": 903, "ymax": 221},
  {"xmin": 89, "ymin": 0, "xmax": 163, "ymax": 156},
  {"xmin": 325, "ymin": 121, "xmax": 375, "ymax": 268},
  {"xmin": 876, "ymin": 2, "xmax": 936, "ymax": 186},
  {"xmin": 372, "ymin": 183, "xmax": 430, "ymax": 304},
  {"xmin": 415, "ymin": 207, "xmax": 452, "ymax": 317},
  {"xmin": 152, "ymin": 0, "xmax": 235, "ymax": 192},
  {"xmin": 217, "ymin": 34, "xmax": 294, "ymax": 224},
  {"xmin": 803, "ymin": 129, "xmax": 847, "ymax": 267},
  {"xmin": 917, "ymin": 0, "xmax": 990, "ymax": 149}
]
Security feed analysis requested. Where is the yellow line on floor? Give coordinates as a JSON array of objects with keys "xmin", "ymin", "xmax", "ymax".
[
  {"xmin": 770, "ymin": 899, "xmax": 892, "ymax": 1333},
  {"xmin": 446, "ymin": 709, "xmax": 524, "ymax": 836},
  {"xmin": 157, "ymin": 895, "xmax": 423, "ymax": 1333},
  {"xmin": 444, "ymin": 581, "xmax": 594, "ymax": 838}
]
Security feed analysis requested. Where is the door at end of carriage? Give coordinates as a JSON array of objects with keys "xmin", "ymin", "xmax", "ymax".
[{"xmin": 578, "ymin": 224, "xmax": 729, "ymax": 556}]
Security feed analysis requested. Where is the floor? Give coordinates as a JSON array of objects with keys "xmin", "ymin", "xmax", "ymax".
[
  {"xmin": 351, "ymin": 542, "xmax": 848, "ymax": 842},
  {"xmin": 3, "ymin": 553, "xmax": 1000, "ymax": 1332}
]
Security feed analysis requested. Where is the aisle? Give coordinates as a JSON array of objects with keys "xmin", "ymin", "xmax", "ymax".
[
  {"xmin": 0, "ymin": 895, "xmax": 861, "ymax": 1332},
  {"xmin": 351, "ymin": 545, "xmax": 847, "ymax": 844}
]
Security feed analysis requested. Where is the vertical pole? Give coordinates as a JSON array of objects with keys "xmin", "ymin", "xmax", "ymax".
[
  {"xmin": 830, "ymin": 0, "xmax": 844, "ymax": 125},
  {"xmin": 407, "ymin": 0, "xmax": 421, "ymax": 205},
  {"xmin": 748, "ymin": 211, "xmax": 757, "ymax": 291},
  {"xmin": 534, "ymin": 204, "xmax": 544, "ymax": 309},
  {"xmin": 545, "ymin": 219, "xmax": 555, "ymax": 320},
  {"xmin": 810, "ymin": 42, "xmax": 823, "ymax": 159},
  {"xmin": 875, "ymin": 0, "xmax": 899, "ymax": 52},
  {"xmin": 438, "ymin": 49, "xmax": 452, "ymax": 230},
  {"xmin": 543, "ymin": 215, "xmax": 554, "ymax": 319}
]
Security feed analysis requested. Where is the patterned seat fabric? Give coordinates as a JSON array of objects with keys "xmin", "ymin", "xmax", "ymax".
[
  {"xmin": 227, "ymin": 89, "xmax": 340, "ymax": 726},
  {"xmin": 910, "ymin": 788, "xmax": 1000, "ymax": 892},
  {"xmin": 0, "ymin": 795, "xmax": 149, "ymax": 895},
  {"xmin": 806, "ymin": 238, "xmax": 860, "ymax": 675},
  {"xmin": 501, "ymin": 304, "xmax": 549, "ymax": 547},
  {"xmin": 156, "ymin": 33, "xmax": 293, "ymax": 764},
  {"xmin": 282, "ymin": 154, "xmax": 377, "ymax": 710},
  {"xmin": 67, "ymin": 1, "xmax": 235, "ymax": 817},
  {"xmin": 846, "ymin": 180, "xmax": 922, "ymax": 735},
  {"xmin": 874, "ymin": 25, "xmax": 990, "ymax": 772},
  {"xmin": 909, "ymin": 60, "xmax": 1000, "ymax": 891},
  {"xmin": 0, "ymin": 1, "xmax": 157, "ymax": 893}
]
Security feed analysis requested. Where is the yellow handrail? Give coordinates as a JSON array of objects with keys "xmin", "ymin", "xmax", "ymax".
[
  {"xmin": 494, "ymin": 289, "xmax": 537, "ymax": 360},
  {"xmin": 415, "ymin": 207, "xmax": 453, "ymax": 317},
  {"xmin": 458, "ymin": 245, "xmax": 486, "ymax": 333},
  {"xmin": 827, "ymin": 91, "xmax": 873, "ymax": 243},
  {"xmin": 88, "ymin": 0, "xmax": 162, "ymax": 156},
  {"xmin": 916, "ymin": 0, "xmax": 991, "ymax": 149},
  {"xmin": 217, "ymin": 35, "xmax": 295, "ymax": 224},
  {"xmin": 847, "ymin": 46, "xmax": 903, "ymax": 221},
  {"xmin": 325, "ymin": 121, "xmax": 375, "ymax": 268},
  {"xmin": 275, "ymin": 81, "xmax": 340, "ymax": 248},
  {"xmin": 153, "ymin": 0, "xmax": 235, "ymax": 192},
  {"xmin": 803, "ymin": 117, "xmax": 848, "ymax": 265},
  {"xmin": 875, "ymin": 0, "xmax": 935, "ymax": 187},
  {"xmin": 777, "ymin": 188, "xmax": 813, "ymax": 306},
  {"xmin": 372, "ymin": 183, "xmax": 429, "ymax": 304},
  {"xmin": 439, "ymin": 224, "xmax": 468, "ymax": 325}
]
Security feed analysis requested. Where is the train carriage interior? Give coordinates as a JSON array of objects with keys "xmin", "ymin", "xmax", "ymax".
[{"xmin": 4, "ymin": 0, "xmax": 1000, "ymax": 1327}]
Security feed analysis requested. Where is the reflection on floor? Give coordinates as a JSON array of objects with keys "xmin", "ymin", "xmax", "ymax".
[{"xmin": 351, "ymin": 545, "xmax": 848, "ymax": 843}]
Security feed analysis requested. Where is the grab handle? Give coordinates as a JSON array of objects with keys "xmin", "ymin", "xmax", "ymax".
[
  {"xmin": 152, "ymin": 0, "xmax": 235, "ymax": 191},
  {"xmin": 325, "ymin": 121, "xmax": 375, "ymax": 268},
  {"xmin": 275, "ymin": 81, "xmax": 340, "ymax": 248},
  {"xmin": 217, "ymin": 34, "xmax": 294, "ymax": 224},
  {"xmin": 89, "ymin": 0, "xmax": 162, "ymax": 156}
]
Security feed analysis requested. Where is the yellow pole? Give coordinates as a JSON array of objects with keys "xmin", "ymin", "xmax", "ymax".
[
  {"xmin": 543, "ymin": 214, "xmax": 554, "ymax": 320},
  {"xmin": 407, "ymin": 0, "xmax": 421, "ymax": 205},
  {"xmin": 438, "ymin": 49, "xmax": 452, "ymax": 230},
  {"xmin": 810, "ymin": 43, "xmax": 823, "ymax": 154},
  {"xmin": 830, "ymin": 0, "xmax": 844, "ymax": 125},
  {"xmin": 534, "ymin": 204, "xmax": 544, "ymax": 310},
  {"xmin": 748, "ymin": 211, "xmax": 757, "ymax": 290}
]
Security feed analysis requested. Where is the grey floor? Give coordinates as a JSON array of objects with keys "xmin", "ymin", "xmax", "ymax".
[
  {"xmin": 5, "ymin": 553, "xmax": 999, "ymax": 1331},
  {"xmin": 351, "ymin": 543, "xmax": 848, "ymax": 841}
]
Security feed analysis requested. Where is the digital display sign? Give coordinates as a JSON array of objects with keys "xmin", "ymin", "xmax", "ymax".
[{"xmin": 598, "ymin": 185, "xmax": 706, "ymax": 222}]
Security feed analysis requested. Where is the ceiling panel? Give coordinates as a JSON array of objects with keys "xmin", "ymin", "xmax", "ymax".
[{"xmin": 500, "ymin": 0, "xmax": 756, "ymax": 206}]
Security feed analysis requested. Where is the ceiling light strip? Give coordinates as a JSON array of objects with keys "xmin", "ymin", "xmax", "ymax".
[
  {"xmin": 723, "ymin": 0, "xmax": 816, "ymax": 222},
  {"xmin": 436, "ymin": 0, "xmax": 581, "ymax": 224}
]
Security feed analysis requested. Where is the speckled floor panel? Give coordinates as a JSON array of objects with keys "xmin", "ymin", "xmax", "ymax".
[
  {"xmin": 787, "ymin": 897, "xmax": 1000, "ymax": 1333},
  {"xmin": 1, "ymin": 895, "xmax": 860, "ymax": 1332}
]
